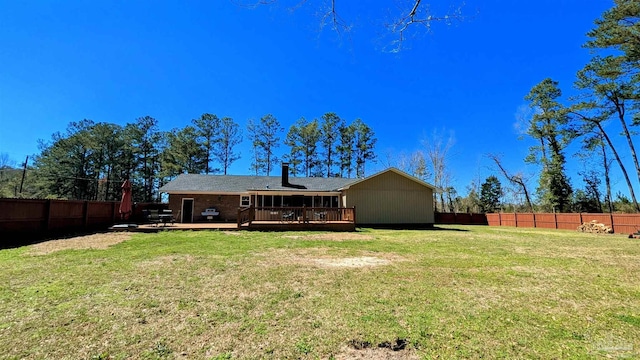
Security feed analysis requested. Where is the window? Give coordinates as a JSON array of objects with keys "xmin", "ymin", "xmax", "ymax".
[{"xmin": 240, "ymin": 195, "xmax": 251, "ymax": 207}]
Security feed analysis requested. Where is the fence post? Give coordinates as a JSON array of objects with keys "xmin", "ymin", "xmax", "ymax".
[
  {"xmin": 302, "ymin": 205, "xmax": 307, "ymax": 224},
  {"xmin": 498, "ymin": 212, "xmax": 502, "ymax": 226},
  {"xmin": 514, "ymin": 212, "xmax": 518, "ymax": 228},
  {"xmin": 554, "ymin": 212, "xmax": 558, "ymax": 229},
  {"xmin": 579, "ymin": 212, "xmax": 583, "ymax": 227},
  {"xmin": 533, "ymin": 212, "xmax": 536, "ymax": 228}
]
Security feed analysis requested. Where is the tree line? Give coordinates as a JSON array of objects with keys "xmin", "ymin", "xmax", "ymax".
[
  {"xmin": 0, "ymin": 113, "xmax": 376, "ymax": 202},
  {"xmin": 384, "ymin": 1, "xmax": 640, "ymax": 214},
  {"xmin": 496, "ymin": 0, "xmax": 640, "ymax": 214}
]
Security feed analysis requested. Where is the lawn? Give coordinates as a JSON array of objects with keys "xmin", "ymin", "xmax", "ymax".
[{"xmin": 0, "ymin": 226, "xmax": 639, "ymax": 359}]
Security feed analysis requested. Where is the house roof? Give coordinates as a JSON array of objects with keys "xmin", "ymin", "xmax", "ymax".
[
  {"xmin": 159, "ymin": 174, "xmax": 357, "ymax": 193},
  {"xmin": 159, "ymin": 168, "xmax": 436, "ymax": 194},
  {"xmin": 338, "ymin": 167, "xmax": 437, "ymax": 191}
]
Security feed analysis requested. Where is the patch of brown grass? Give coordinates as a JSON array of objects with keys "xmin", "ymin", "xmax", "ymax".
[
  {"xmin": 253, "ymin": 248, "xmax": 405, "ymax": 269},
  {"xmin": 283, "ymin": 233, "xmax": 374, "ymax": 241},
  {"xmin": 28, "ymin": 232, "xmax": 131, "ymax": 255}
]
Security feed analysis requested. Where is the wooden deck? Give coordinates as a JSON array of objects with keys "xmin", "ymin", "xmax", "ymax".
[
  {"xmin": 110, "ymin": 206, "xmax": 357, "ymax": 232},
  {"xmin": 240, "ymin": 220, "xmax": 356, "ymax": 232},
  {"xmin": 111, "ymin": 220, "xmax": 355, "ymax": 232}
]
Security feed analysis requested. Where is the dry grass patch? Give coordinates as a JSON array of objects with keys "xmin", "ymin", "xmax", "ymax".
[
  {"xmin": 283, "ymin": 233, "xmax": 374, "ymax": 241},
  {"xmin": 28, "ymin": 232, "xmax": 131, "ymax": 255},
  {"xmin": 254, "ymin": 247, "xmax": 405, "ymax": 269}
]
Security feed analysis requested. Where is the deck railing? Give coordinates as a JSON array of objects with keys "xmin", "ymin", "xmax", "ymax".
[
  {"xmin": 239, "ymin": 206, "xmax": 355, "ymax": 226},
  {"xmin": 237, "ymin": 206, "xmax": 255, "ymax": 227}
]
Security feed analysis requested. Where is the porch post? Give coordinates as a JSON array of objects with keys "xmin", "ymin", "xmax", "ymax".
[{"xmin": 303, "ymin": 205, "xmax": 307, "ymax": 223}]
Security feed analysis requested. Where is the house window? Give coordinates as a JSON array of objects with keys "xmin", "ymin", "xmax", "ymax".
[{"xmin": 240, "ymin": 195, "xmax": 251, "ymax": 207}]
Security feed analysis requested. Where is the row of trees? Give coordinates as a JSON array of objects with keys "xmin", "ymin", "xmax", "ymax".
[
  {"xmin": 488, "ymin": 0, "xmax": 640, "ymax": 214},
  {"xmin": 1, "ymin": 113, "xmax": 376, "ymax": 202}
]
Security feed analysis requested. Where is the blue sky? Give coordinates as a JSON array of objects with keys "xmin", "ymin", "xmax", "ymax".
[{"xmin": 1, "ymin": 0, "xmax": 632, "ymax": 198}]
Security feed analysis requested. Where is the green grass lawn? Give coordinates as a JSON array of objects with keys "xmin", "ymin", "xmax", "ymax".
[{"xmin": 1, "ymin": 226, "xmax": 639, "ymax": 359}]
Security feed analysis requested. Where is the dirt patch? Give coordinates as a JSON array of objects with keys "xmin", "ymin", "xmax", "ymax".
[
  {"xmin": 313, "ymin": 256, "xmax": 391, "ymax": 268},
  {"xmin": 334, "ymin": 348, "xmax": 419, "ymax": 359},
  {"xmin": 283, "ymin": 233, "xmax": 374, "ymax": 241},
  {"xmin": 28, "ymin": 232, "xmax": 132, "ymax": 255},
  {"xmin": 335, "ymin": 339, "xmax": 418, "ymax": 360}
]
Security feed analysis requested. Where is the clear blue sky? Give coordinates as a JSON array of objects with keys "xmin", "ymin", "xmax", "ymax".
[{"xmin": 1, "ymin": 0, "xmax": 630, "ymax": 198}]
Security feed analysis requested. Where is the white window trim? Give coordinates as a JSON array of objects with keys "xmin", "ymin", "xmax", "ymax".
[{"xmin": 240, "ymin": 195, "xmax": 251, "ymax": 207}]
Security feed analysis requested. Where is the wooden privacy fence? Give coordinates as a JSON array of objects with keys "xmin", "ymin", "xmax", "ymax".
[
  {"xmin": 486, "ymin": 212, "xmax": 640, "ymax": 234},
  {"xmin": 435, "ymin": 212, "xmax": 488, "ymax": 225},
  {"xmin": 0, "ymin": 198, "xmax": 160, "ymax": 236}
]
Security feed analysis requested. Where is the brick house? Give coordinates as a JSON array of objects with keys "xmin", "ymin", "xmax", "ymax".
[{"xmin": 159, "ymin": 164, "xmax": 436, "ymax": 227}]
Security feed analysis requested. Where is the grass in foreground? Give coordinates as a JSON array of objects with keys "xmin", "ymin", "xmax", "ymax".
[{"xmin": 0, "ymin": 226, "xmax": 639, "ymax": 359}]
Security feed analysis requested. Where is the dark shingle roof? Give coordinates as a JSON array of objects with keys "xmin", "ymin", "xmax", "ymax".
[{"xmin": 160, "ymin": 174, "xmax": 357, "ymax": 193}]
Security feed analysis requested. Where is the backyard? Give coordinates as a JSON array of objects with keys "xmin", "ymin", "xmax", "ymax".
[{"xmin": 0, "ymin": 226, "xmax": 639, "ymax": 359}]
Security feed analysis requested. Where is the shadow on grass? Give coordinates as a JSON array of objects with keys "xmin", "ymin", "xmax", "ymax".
[
  {"xmin": 0, "ymin": 230, "xmax": 107, "ymax": 250},
  {"xmin": 357, "ymin": 225, "xmax": 470, "ymax": 232}
]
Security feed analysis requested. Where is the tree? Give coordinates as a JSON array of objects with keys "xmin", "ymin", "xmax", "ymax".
[
  {"xmin": 320, "ymin": 112, "xmax": 341, "ymax": 177},
  {"xmin": 247, "ymin": 118, "xmax": 264, "ymax": 176},
  {"xmin": 162, "ymin": 126, "xmax": 206, "ymax": 178},
  {"xmin": 193, "ymin": 113, "xmax": 220, "ymax": 174},
  {"xmin": 248, "ymin": 114, "xmax": 283, "ymax": 176},
  {"xmin": 458, "ymin": 181, "xmax": 481, "ymax": 214},
  {"xmin": 285, "ymin": 117, "xmax": 321, "ymax": 177},
  {"xmin": 127, "ymin": 116, "xmax": 163, "ymax": 202},
  {"xmin": 525, "ymin": 78, "xmax": 574, "ymax": 212},
  {"xmin": 213, "ymin": 117, "xmax": 242, "ymax": 175},
  {"xmin": 572, "ymin": 55, "xmax": 640, "ymax": 211},
  {"xmin": 352, "ymin": 119, "xmax": 376, "ymax": 178},
  {"xmin": 479, "ymin": 176, "xmax": 502, "ymax": 213},
  {"xmin": 337, "ymin": 122, "xmax": 356, "ymax": 177},
  {"xmin": 423, "ymin": 129, "xmax": 454, "ymax": 212},
  {"xmin": 585, "ymin": 0, "xmax": 640, "ymax": 65},
  {"xmin": 240, "ymin": 1, "xmax": 466, "ymax": 52},
  {"xmin": 33, "ymin": 120, "xmax": 95, "ymax": 200},
  {"xmin": 488, "ymin": 153, "xmax": 534, "ymax": 212}
]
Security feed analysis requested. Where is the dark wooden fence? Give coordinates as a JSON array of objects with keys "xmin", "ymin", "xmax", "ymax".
[
  {"xmin": 486, "ymin": 212, "xmax": 640, "ymax": 234},
  {"xmin": 0, "ymin": 198, "xmax": 161, "ymax": 239},
  {"xmin": 435, "ymin": 212, "xmax": 488, "ymax": 225}
]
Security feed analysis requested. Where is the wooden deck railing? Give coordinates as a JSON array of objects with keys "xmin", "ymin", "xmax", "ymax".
[
  {"xmin": 237, "ymin": 206, "xmax": 255, "ymax": 227},
  {"xmin": 239, "ymin": 206, "xmax": 355, "ymax": 226}
]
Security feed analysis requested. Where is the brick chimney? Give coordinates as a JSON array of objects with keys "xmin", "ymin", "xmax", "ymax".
[{"xmin": 281, "ymin": 162, "xmax": 289, "ymax": 187}]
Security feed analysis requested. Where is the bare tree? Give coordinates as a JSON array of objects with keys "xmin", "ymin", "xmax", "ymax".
[
  {"xmin": 423, "ymin": 130, "xmax": 455, "ymax": 212},
  {"xmin": 0, "ymin": 153, "xmax": 14, "ymax": 169},
  {"xmin": 487, "ymin": 153, "xmax": 534, "ymax": 212},
  {"xmin": 236, "ymin": 0, "xmax": 467, "ymax": 52}
]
